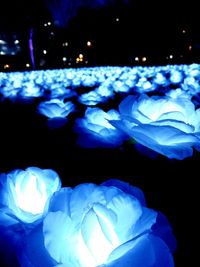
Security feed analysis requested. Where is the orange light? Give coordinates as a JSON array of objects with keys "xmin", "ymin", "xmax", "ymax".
[{"xmin": 4, "ymin": 64, "xmax": 10, "ymax": 69}]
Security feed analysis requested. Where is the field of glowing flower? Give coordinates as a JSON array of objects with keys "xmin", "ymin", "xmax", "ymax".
[{"xmin": 0, "ymin": 63, "xmax": 199, "ymax": 266}]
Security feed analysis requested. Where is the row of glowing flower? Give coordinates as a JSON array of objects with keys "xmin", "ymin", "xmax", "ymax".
[
  {"xmin": 38, "ymin": 93, "xmax": 200, "ymax": 160},
  {"xmin": 1, "ymin": 64, "xmax": 200, "ymax": 160},
  {"xmin": 0, "ymin": 63, "xmax": 200, "ymax": 101},
  {"xmin": 0, "ymin": 167, "xmax": 176, "ymax": 267}
]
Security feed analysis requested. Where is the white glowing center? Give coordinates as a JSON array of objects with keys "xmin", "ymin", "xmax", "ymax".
[
  {"xmin": 77, "ymin": 205, "xmax": 120, "ymax": 267},
  {"xmin": 144, "ymin": 101, "xmax": 181, "ymax": 121},
  {"xmin": 15, "ymin": 175, "xmax": 47, "ymax": 214}
]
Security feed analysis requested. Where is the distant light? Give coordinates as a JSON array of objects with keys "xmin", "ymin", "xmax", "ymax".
[
  {"xmin": 189, "ymin": 45, "xmax": 192, "ymax": 51},
  {"xmin": 116, "ymin": 17, "xmax": 120, "ymax": 22},
  {"xmin": 87, "ymin": 41, "xmax": 92, "ymax": 47},
  {"xmin": 50, "ymin": 32, "xmax": 54, "ymax": 36},
  {"xmin": 76, "ymin": 54, "xmax": 84, "ymax": 63},
  {"xmin": 47, "ymin": 22, "xmax": 51, "ymax": 26},
  {"xmin": 14, "ymin": 40, "xmax": 20, "ymax": 44},
  {"xmin": 182, "ymin": 29, "xmax": 186, "ymax": 34},
  {"xmin": 44, "ymin": 23, "xmax": 48, "ymax": 27},
  {"xmin": 26, "ymin": 63, "xmax": 30, "ymax": 68},
  {"xmin": 169, "ymin": 54, "xmax": 173, "ymax": 59},
  {"xmin": 0, "ymin": 39, "xmax": 6, "ymax": 44},
  {"xmin": 4, "ymin": 64, "xmax": 10, "ymax": 69},
  {"xmin": 62, "ymin": 42, "xmax": 69, "ymax": 47},
  {"xmin": 0, "ymin": 51, "xmax": 5, "ymax": 55},
  {"xmin": 142, "ymin": 57, "xmax": 147, "ymax": 62},
  {"xmin": 62, "ymin": 57, "xmax": 67, "ymax": 62},
  {"xmin": 43, "ymin": 50, "xmax": 47, "ymax": 55},
  {"xmin": 135, "ymin": 57, "xmax": 139, "ymax": 62}
]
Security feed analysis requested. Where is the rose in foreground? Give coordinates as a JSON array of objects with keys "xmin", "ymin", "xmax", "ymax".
[
  {"xmin": 110, "ymin": 94, "xmax": 200, "ymax": 159},
  {"xmin": 0, "ymin": 167, "xmax": 61, "ymax": 225},
  {"xmin": 19, "ymin": 179, "xmax": 176, "ymax": 267}
]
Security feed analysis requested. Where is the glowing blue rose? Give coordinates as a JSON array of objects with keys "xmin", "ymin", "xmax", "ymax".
[
  {"xmin": 74, "ymin": 107, "xmax": 127, "ymax": 148},
  {"xmin": 0, "ymin": 167, "xmax": 61, "ymax": 224},
  {"xmin": 37, "ymin": 99, "xmax": 75, "ymax": 128},
  {"xmin": 19, "ymin": 179, "xmax": 176, "ymax": 267},
  {"xmin": 78, "ymin": 91, "xmax": 106, "ymax": 106},
  {"xmin": 38, "ymin": 99, "xmax": 75, "ymax": 119},
  {"xmin": 110, "ymin": 94, "xmax": 200, "ymax": 159}
]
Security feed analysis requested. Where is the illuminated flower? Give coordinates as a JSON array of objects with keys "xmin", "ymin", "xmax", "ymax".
[
  {"xmin": 19, "ymin": 179, "xmax": 176, "ymax": 267},
  {"xmin": 37, "ymin": 99, "xmax": 75, "ymax": 128},
  {"xmin": 78, "ymin": 91, "xmax": 106, "ymax": 106},
  {"xmin": 110, "ymin": 94, "xmax": 200, "ymax": 159},
  {"xmin": 37, "ymin": 99, "xmax": 75, "ymax": 119},
  {"xmin": 0, "ymin": 167, "xmax": 61, "ymax": 224},
  {"xmin": 74, "ymin": 107, "xmax": 127, "ymax": 148}
]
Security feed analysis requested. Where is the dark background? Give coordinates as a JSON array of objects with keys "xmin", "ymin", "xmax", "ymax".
[{"xmin": 1, "ymin": 0, "xmax": 200, "ymax": 69}]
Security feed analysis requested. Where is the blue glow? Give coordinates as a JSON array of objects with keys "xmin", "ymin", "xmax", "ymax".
[
  {"xmin": 95, "ymin": 84, "xmax": 114, "ymax": 98},
  {"xmin": 75, "ymin": 107, "xmax": 127, "ymax": 148},
  {"xmin": 78, "ymin": 91, "xmax": 105, "ymax": 106},
  {"xmin": 153, "ymin": 72, "xmax": 168, "ymax": 86},
  {"xmin": 38, "ymin": 180, "xmax": 176, "ymax": 267},
  {"xmin": 136, "ymin": 77, "xmax": 156, "ymax": 93},
  {"xmin": 38, "ymin": 99, "xmax": 75, "ymax": 119},
  {"xmin": 110, "ymin": 94, "xmax": 200, "ymax": 159},
  {"xmin": 20, "ymin": 83, "xmax": 42, "ymax": 98},
  {"xmin": 112, "ymin": 80, "xmax": 130, "ymax": 93},
  {"xmin": 1, "ymin": 65, "xmax": 200, "ymax": 156},
  {"xmin": 169, "ymin": 70, "xmax": 183, "ymax": 84},
  {"xmin": 166, "ymin": 88, "xmax": 191, "ymax": 100},
  {"xmin": 1, "ymin": 64, "xmax": 200, "ymax": 104},
  {"xmin": 0, "ymin": 167, "xmax": 61, "ymax": 223}
]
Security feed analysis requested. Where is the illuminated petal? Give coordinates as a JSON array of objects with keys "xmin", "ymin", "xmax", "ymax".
[
  {"xmin": 70, "ymin": 183, "xmax": 106, "ymax": 221},
  {"xmin": 43, "ymin": 211, "xmax": 76, "ymax": 265},
  {"xmin": 101, "ymin": 179, "xmax": 146, "ymax": 206},
  {"xmin": 107, "ymin": 234, "xmax": 174, "ymax": 267},
  {"xmin": 81, "ymin": 208, "xmax": 114, "ymax": 266},
  {"xmin": 101, "ymin": 186, "xmax": 122, "ymax": 203},
  {"xmin": 132, "ymin": 207, "xmax": 157, "ymax": 238},
  {"xmin": 107, "ymin": 194, "xmax": 142, "ymax": 242},
  {"xmin": 18, "ymin": 223, "xmax": 57, "ymax": 267},
  {"xmin": 93, "ymin": 203, "xmax": 118, "ymax": 246},
  {"xmin": 118, "ymin": 124, "xmax": 199, "ymax": 159},
  {"xmin": 0, "ymin": 167, "xmax": 61, "ymax": 224},
  {"xmin": 48, "ymin": 187, "xmax": 72, "ymax": 215},
  {"xmin": 150, "ymin": 119, "xmax": 195, "ymax": 133},
  {"xmin": 152, "ymin": 212, "xmax": 177, "ymax": 253}
]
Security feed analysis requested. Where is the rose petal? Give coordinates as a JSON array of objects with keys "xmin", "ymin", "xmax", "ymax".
[
  {"xmin": 101, "ymin": 179, "xmax": 146, "ymax": 206},
  {"xmin": 43, "ymin": 211, "xmax": 74, "ymax": 265},
  {"xmin": 106, "ymin": 234, "xmax": 174, "ymax": 267},
  {"xmin": 107, "ymin": 193, "xmax": 142, "ymax": 242}
]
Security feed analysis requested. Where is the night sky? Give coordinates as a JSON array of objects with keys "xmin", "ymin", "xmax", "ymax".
[
  {"xmin": 0, "ymin": 0, "xmax": 199, "ymax": 38},
  {"xmin": 0, "ymin": 0, "xmax": 199, "ymax": 67},
  {"xmin": 1, "ymin": 0, "xmax": 199, "ymax": 68}
]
